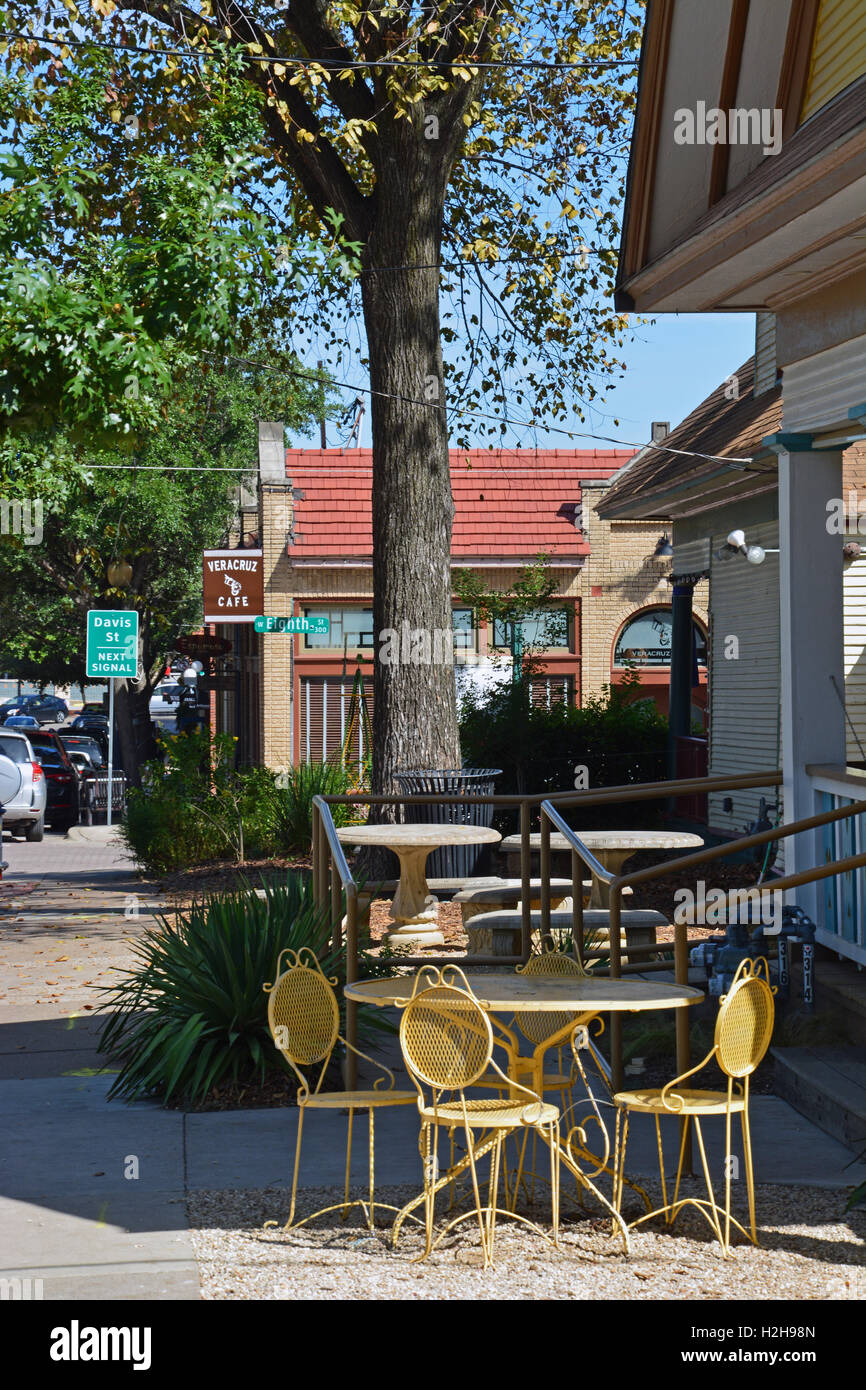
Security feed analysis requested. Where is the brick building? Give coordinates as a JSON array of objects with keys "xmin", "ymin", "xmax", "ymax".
[{"xmin": 207, "ymin": 436, "xmax": 708, "ymax": 772}]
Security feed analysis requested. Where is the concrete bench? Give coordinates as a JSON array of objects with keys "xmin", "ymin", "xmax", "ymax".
[
  {"xmin": 464, "ymin": 908, "xmax": 668, "ymax": 960},
  {"xmin": 453, "ymin": 877, "xmax": 633, "ymax": 924}
]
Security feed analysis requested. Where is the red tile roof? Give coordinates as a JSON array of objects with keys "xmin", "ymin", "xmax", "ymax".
[{"xmin": 285, "ymin": 448, "xmax": 634, "ymax": 561}]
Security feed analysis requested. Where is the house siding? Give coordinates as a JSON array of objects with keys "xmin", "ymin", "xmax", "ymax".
[
  {"xmin": 801, "ymin": 0, "xmax": 866, "ymax": 123},
  {"xmin": 707, "ymin": 520, "xmax": 783, "ymax": 858}
]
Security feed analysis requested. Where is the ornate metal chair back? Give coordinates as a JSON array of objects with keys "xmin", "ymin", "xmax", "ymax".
[
  {"xmin": 714, "ymin": 958, "xmax": 775, "ymax": 1080},
  {"xmin": 514, "ymin": 946, "xmax": 586, "ymax": 1046},
  {"xmin": 400, "ymin": 980, "xmax": 494, "ymax": 1094},
  {"xmin": 265, "ymin": 948, "xmax": 340, "ymax": 1087}
]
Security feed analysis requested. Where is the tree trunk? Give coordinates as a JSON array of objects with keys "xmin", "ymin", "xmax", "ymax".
[
  {"xmin": 113, "ymin": 618, "xmax": 160, "ymax": 788},
  {"xmin": 361, "ymin": 153, "xmax": 461, "ymax": 811}
]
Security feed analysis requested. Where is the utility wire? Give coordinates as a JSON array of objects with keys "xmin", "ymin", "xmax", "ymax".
[{"xmin": 0, "ymin": 29, "xmax": 640, "ymax": 71}]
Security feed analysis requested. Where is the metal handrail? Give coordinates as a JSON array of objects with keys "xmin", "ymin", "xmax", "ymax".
[
  {"xmin": 602, "ymin": 793, "xmax": 866, "ymax": 1092},
  {"xmin": 539, "ymin": 799, "xmax": 614, "ymax": 884}
]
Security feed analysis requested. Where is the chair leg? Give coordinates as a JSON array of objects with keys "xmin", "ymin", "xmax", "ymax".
[
  {"xmin": 463, "ymin": 1120, "xmax": 490, "ymax": 1267},
  {"xmin": 420, "ymin": 1122, "xmax": 435, "ymax": 1258},
  {"xmin": 548, "ymin": 1120, "xmax": 560, "ymax": 1246},
  {"xmin": 742, "ymin": 1092, "xmax": 759, "ymax": 1245},
  {"xmin": 611, "ymin": 1106, "xmax": 629, "ymax": 1235},
  {"xmin": 670, "ymin": 1114, "xmax": 691, "ymax": 1224},
  {"xmin": 286, "ymin": 1103, "xmax": 305, "ymax": 1229},
  {"xmin": 724, "ymin": 1099, "xmax": 732, "ymax": 1253},
  {"xmin": 693, "ymin": 1117, "xmax": 727, "ymax": 1254},
  {"xmin": 343, "ymin": 1107, "xmax": 354, "ymax": 1221},
  {"xmin": 487, "ymin": 1132, "xmax": 503, "ymax": 1258},
  {"xmin": 368, "ymin": 1108, "xmax": 376, "ymax": 1229},
  {"xmin": 654, "ymin": 1113, "xmax": 668, "ymax": 1215}
]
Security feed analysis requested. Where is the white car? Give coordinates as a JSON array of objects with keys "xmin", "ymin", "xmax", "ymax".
[
  {"xmin": 0, "ymin": 729, "xmax": 48, "ymax": 840},
  {"xmin": 150, "ymin": 682, "xmax": 185, "ymax": 714}
]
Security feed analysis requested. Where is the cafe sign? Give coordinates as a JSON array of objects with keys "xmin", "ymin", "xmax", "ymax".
[{"xmin": 202, "ymin": 549, "xmax": 264, "ymax": 624}]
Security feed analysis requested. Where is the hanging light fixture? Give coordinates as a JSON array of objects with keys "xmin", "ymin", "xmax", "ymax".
[
  {"xmin": 107, "ymin": 558, "xmax": 133, "ymax": 587},
  {"xmin": 653, "ymin": 533, "xmax": 673, "ymax": 558}
]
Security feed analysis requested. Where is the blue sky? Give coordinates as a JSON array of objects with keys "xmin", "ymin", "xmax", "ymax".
[
  {"xmin": 289, "ymin": 310, "xmax": 756, "ymax": 455},
  {"xmin": 581, "ymin": 311, "xmax": 757, "ymax": 449}
]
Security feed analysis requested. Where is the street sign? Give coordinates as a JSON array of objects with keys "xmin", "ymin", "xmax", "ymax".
[
  {"xmin": 254, "ymin": 615, "xmax": 330, "ymax": 635},
  {"xmin": 86, "ymin": 610, "xmax": 139, "ymax": 679}
]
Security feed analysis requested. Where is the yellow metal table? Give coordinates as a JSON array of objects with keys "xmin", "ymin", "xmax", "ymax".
[{"xmin": 345, "ymin": 972, "xmax": 704, "ymax": 1250}]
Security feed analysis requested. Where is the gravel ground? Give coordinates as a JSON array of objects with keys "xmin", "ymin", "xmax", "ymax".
[{"xmin": 188, "ymin": 1181, "xmax": 865, "ymax": 1300}]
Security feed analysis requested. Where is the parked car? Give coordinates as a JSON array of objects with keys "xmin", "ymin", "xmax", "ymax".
[
  {"xmin": 0, "ymin": 728, "xmax": 48, "ymax": 839},
  {"xmin": 0, "ymin": 698, "xmax": 32, "ymax": 722},
  {"xmin": 156, "ymin": 681, "xmax": 184, "ymax": 702},
  {"xmin": 1, "ymin": 693, "xmax": 68, "ymax": 726},
  {"xmin": 28, "ymin": 730, "xmax": 82, "ymax": 831},
  {"xmin": 25, "ymin": 693, "xmax": 68, "ymax": 725},
  {"xmin": 4, "ymin": 714, "xmax": 39, "ymax": 728},
  {"xmin": 69, "ymin": 713, "xmax": 110, "ymax": 758},
  {"xmin": 59, "ymin": 734, "xmax": 106, "ymax": 769}
]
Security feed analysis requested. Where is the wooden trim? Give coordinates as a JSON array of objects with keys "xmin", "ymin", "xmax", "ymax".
[
  {"xmin": 621, "ymin": 0, "xmax": 675, "ymax": 279},
  {"xmin": 708, "ymin": 0, "xmax": 751, "ymax": 207},
  {"xmin": 776, "ymin": 0, "xmax": 821, "ymax": 141}
]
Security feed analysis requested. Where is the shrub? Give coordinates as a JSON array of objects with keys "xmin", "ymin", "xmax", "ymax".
[
  {"xmin": 258, "ymin": 757, "xmax": 355, "ymax": 856},
  {"xmin": 459, "ymin": 671, "xmax": 669, "ymax": 829},
  {"xmin": 98, "ymin": 873, "xmax": 389, "ymax": 1106},
  {"xmin": 120, "ymin": 731, "xmax": 356, "ymax": 873}
]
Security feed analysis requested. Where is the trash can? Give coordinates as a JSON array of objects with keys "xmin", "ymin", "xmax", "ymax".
[{"xmin": 394, "ymin": 768, "xmax": 501, "ymax": 880}]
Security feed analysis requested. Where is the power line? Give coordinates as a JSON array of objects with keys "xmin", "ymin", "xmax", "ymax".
[
  {"xmin": 0, "ymin": 29, "xmax": 640, "ymax": 72},
  {"xmin": 81, "ymin": 350, "xmax": 754, "ymax": 470},
  {"xmin": 219, "ymin": 351, "xmax": 755, "ymax": 466}
]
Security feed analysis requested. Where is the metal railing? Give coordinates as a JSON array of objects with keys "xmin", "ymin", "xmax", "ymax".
[
  {"xmin": 313, "ymin": 769, "xmax": 785, "ymax": 1086},
  {"xmin": 577, "ymin": 795, "xmax": 866, "ymax": 1089}
]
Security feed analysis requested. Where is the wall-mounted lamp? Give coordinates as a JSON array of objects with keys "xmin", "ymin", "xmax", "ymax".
[
  {"xmin": 714, "ymin": 529, "xmax": 779, "ymax": 566},
  {"xmin": 653, "ymin": 533, "xmax": 673, "ymax": 558}
]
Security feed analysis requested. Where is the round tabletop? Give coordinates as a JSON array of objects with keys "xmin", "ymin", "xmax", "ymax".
[
  {"xmin": 336, "ymin": 823, "xmax": 502, "ymax": 848},
  {"xmin": 345, "ymin": 972, "xmax": 704, "ymax": 1013},
  {"xmin": 502, "ymin": 830, "xmax": 704, "ymax": 852}
]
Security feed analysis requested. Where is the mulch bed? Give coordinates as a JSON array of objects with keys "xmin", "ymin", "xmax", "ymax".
[{"xmin": 153, "ymin": 855, "xmax": 313, "ymax": 914}]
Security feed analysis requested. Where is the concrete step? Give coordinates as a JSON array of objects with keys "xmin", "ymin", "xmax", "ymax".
[
  {"xmin": 789, "ymin": 955, "xmax": 866, "ymax": 1046},
  {"xmin": 771, "ymin": 1045, "xmax": 866, "ymax": 1152}
]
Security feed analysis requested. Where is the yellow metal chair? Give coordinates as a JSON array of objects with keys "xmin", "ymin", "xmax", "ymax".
[
  {"xmin": 611, "ymin": 957, "xmax": 776, "ymax": 1256},
  {"xmin": 394, "ymin": 965, "xmax": 561, "ymax": 1268},
  {"xmin": 482, "ymin": 944, "xmax": 637, "ymax": 1208},
  {"xmin": 263, "ymin": 947, "xmax": 416, "ymax": 1231}
]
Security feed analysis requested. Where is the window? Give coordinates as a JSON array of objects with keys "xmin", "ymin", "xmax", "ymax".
[
  {"xmin": 492, "ymin": 607, "xmax": 570, "ymax": 650},
  {"xmin": 303, "ymin": 606, "xmax": 476, "ymax": 652},
  {"xmin": 303, "ymin": 607, "xmax": 374, "ymax": 650},
  {"xmin": 614, "ymin": 609, "xmax": 707, "ymax": 667},
  {"xmin": 452, "ymin": 607, "xmax": 475, "ymax": 650}
]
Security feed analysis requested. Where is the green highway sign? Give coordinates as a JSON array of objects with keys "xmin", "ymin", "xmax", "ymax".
[
  {"xmin": 254, "ymin": 615, "xmax": 330, "ymax": 635},
  {"xmin": 86, "ymin": 610, "xmax": 139, "ymax": 679}
]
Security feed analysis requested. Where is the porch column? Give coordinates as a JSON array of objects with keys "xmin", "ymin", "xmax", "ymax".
[
  {"xmin": 667, "ymin": 579, "xmax": 694, "ymax": 779},
  {"xmin": 772, "ymin": 438, "xmax": 845, "ymax": 919}
]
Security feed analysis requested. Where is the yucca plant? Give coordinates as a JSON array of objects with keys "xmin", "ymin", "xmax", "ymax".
[{"xmin": 98, "ymin": 872, "xmax": 387, "ymax": 1106}]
